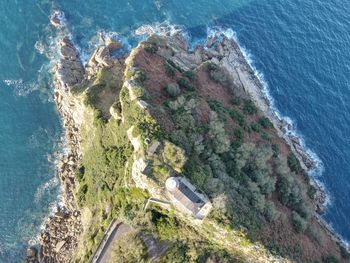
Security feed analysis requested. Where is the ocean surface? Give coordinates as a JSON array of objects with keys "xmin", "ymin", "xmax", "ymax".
[{"xmin": 1, "ymin": 0, "xmax": 350, "ymax": 261}]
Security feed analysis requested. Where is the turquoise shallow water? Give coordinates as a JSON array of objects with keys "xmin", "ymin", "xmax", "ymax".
[{"xmin": 1, "ymin": 0, "xmax": 350, "ymax": 261}]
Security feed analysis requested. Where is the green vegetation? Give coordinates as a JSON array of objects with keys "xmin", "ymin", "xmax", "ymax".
[
  {"xmin": 165, "ymin": 83, "xmax": 180, "ymax": 97},
  {"xmin": 340, "ymin": 245, "xmax": 350, "ymax": 259},
  {"xmin": 163, "ymin": 141, "xmax": 187, "ymax": 172},
  {"xmin": 322, "ymin": 255, "xmax": 340, "ymax": 263},
  {"xmin": 258, "ymin": 117, "xmax": 273, "ymax": 129},
  {"xmin": 144, "ymin": 42, "xmax": 158, "ymax": 53},
  {"xmin": 69, "ymin": 39, "xmax": 342, "ymax": 263},
  {"xmin": 164, "ymin": 61, "xmax": 176, "ymax": 77},
  {"xmin": 243, "ymin": 99, "xmax": 257, "ymax": 115},
  {"xmin": 110, "ymin": 232, "xmax": 148, "ymax": 263},
  {"xmin": 208, "ymin": 62, "xmax": 230, "ymax": 85},
  {"xmin": 288, "ymin": 153, "xmax": 303, "ymax": 174},
  {"xmin": 177, "ymin": 77, "xmax": 195, "ymax": 91},
  {"xmin": 182, "ymin": 70, "xmax": 196, "ymax": 81},
  {"xmin": 292, "ymin": 211, "xmax": 307, "ymax": 233}
]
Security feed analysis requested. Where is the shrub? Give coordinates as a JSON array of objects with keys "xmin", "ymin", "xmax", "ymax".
[
  {"xmin": 228, "ymin": 109, "xmax": 246, "ymax": 127},
  {"xmin": 246, "ymin": 181, "xmax": 266, "ymax": 213},
  {"xmin": 307, "ymin": 185, "xmax": 317, "ymax": 199},
  {"xmin": 258, "ymin": 117, "xmax": 273, "ymax": 129},
  {"xmin": 322, "ymin": 255, "xmax": 339, "ymax": 263},
  {"xmin": 243, "ymin": 100, "xmax": 257, "ymax": 115},
  {"xmin": 183, "ymin": 70, "xmax": 196, "ymax": 81},
  {"xmin": 177, "ymin": 77, "xmax": 195, "ymax": 91},
  {"xmin": 271, "ymin": 144, "xmax": 279, "ymax": 157},
  {"xmin": 165, "ymin": 62, "xmax": 176, "ymax": 77},
  {"xmin": 165, "ymin": 83, "xmax": 180, "ymax": 97},
  {"xmin": 306, "ymin": 224, "xmax": 323, "ymax": 244},
  {"xmin": 259, "ymin": 174, "xmax": 276, "ymax": 197},
  {"xmin": 251, "ymin": 123, "xmax": 261, "ymax": 133},
  {"xmin": 111, "ymin": 232, "xmax": 147, "ymax": 262},
  {"xmin": 75, "ymin": 166, "xmax": 85, "ymax": 182},
  {"xmin": 152, "ymin": 210, "xmax": 178, "ymax": 240},
  {"xmin": 79, "ymin": 184, "xmax": 88, "ymax": 194},
  {"xmin": 153, "ymin": 165, "xmax": 170, "ymax": 179},
  {"xmin": 209, "ymin": 67, "xmax": 229, "ymax": 84},
  {"xmin": 340, "ymin": 246, "xmax": 350, "ymax": 259},
  {"xmin": 292, "ymin": 211, "xmax": 307, "ymax": 233},
  {"xmin": 277, "ymin": 176, "xmax": 291, "ymax": 205},
  {"xmin": 208, "ymin": 62, "xmax": 219, "ymax": 71},
  {"xmin": 231, "ymin": 97, "xmax": 241, "ymax": 106},
  {"xmin": 264, "ymin": 201, "xmax": 280, "ymax": 222},
  {"xmin": 163, "ymin": 141, "xmax": 187, "ymax": 172},
  {"xmin": 208, "ymin": 100, "xmax": 226, "ymax": 113},
  {"xmin": 162, "ymin": 243, "xmax": 188, "ymax": 263},
  {"xmin": 288, "ymin": 153, "xmax": 303, "ymax": 174},
  {"xmin": 133, "ymin": 70, "xmax": 147, "ymax": 83},
  {"xmin": 234, "ymin": 128, "xmax": 244, "ymax": 142},
  {"xmin": 131, "ymin": 85, "xmax": 145, "ymax": 98},
  {"xmin": 144, "ymin": 42, "xmax": 158, "ymax": 53},
  {"xmin": 261, "ymin": 132, "xmax": 272, "ymax": 142},
  {"xmin": 209, "ymin": 111, "xmax": 230, "ymax": 154}
]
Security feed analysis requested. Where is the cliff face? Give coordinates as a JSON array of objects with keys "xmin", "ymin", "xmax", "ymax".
[{"xmin": 30, "ymin": 29, "xmax": 349, "ymax": 263}]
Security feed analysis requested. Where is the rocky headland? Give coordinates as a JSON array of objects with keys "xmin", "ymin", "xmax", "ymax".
[{"xmin": 26, "ymin": 12, "xmax": 349, "ymax": 263}]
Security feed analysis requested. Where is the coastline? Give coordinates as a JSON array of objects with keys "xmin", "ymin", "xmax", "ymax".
[
  {"xmin": 212, "ymin": 29, "xmax": 349, "ymax": 251},
  {"xmin": 26, "ymin": 11, "xmax": 84, "ymax": 262},
  {"xmin": 25, "ymin": 16, "xmax": 349, "ymax": 261}
]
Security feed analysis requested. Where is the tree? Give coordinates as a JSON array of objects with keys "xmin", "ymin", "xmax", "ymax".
[
  {"xmin": 208, "ymin": 111, "xmax": 230, "ymax": 154},
  {"xmin": 264, "ymin": 201, "xmax": 281, "ymax": 222},
  {"xmin": 277, "ymin": 176, "xmax": 291, "ymax": 205},
  {"xmin": 292, "ymin": 211, "xmax": 307, "ymax": 233},
  {"xmin": 111, "ymin": 232, "xmax": 147, "ymax": 263},
  {"xmin": 287, "ymin": 153, "xmax": 302, "ymax": 174},
  {"xmin": 165, "ymin": 83, "xmax": 180, "ymax": 97},
  {"xmin": 163, "ymin": 141, "xmax": 187, "ymax": 172}
]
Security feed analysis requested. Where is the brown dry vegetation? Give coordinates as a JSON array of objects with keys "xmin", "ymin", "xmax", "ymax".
[{"xmin": 132, "ymin": 41, "xmax": 348, "ymax": 263}]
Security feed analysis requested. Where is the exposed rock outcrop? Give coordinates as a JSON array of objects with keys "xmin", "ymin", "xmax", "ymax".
[
  {"xmin": 26, "ymin": 18, "xmax": 87, "ymax": 262},
  {"xmin": 56, "ymin": 37, "xmax": 84, "ymax": 88},
  {"xmin": 86, "ymin": 38, "xmax": 122, "ymax": 77}
]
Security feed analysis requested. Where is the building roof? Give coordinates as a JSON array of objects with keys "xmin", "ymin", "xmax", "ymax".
[{"xmin": 166, "ymin": 177, "xmax": 206, "ymax": 216}]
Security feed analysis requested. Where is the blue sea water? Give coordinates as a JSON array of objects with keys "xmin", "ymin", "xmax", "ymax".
[{"xmin": 1, "ymin": 0, "xmax": 350, "ymax": 261}]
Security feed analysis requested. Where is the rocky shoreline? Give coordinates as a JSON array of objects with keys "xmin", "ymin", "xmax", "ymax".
[
  {"xmin": 211, "ymin": 32, "xmax": 349, "ymax": 251},
  {"xmin": 26, "ymin": 13, "xmax": 85, "ymax": 263},
  {"xmin": 154, "ymin": 29, "xmax": 348, "ymax": 251},
  {"xmin": 25, "ymin": 16, "xmax": 348, "ymax": 261}
]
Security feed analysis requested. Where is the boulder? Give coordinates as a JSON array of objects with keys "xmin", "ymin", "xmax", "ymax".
[
  {"xmin": 106, "ymin": 37, "xmax": 122, "ymax": 53},
  {"xmin": 94, "ymin": 47, "xmax": 114, "ymax": 67},
  {"xmin": 61, "ymin": 45, "xmax": 78, "ymax": 60},
  {"xmin": 26, "ymin": 247, "xmax": 37, "ymax": 258},
  {"xmin": 207, "ymin": 36, "xmax": 216, "ymax": 48},
  {"xmin": 110, "ymin": 102, "xmax": 123, "ymax": 120}
]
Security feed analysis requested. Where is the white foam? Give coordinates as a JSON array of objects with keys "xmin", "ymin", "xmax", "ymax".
[
  {"xmin": 134, "ymin": 22, "xmax": 184, "ymax": 37},
  {"xmin": 34, "ymin": 176, "xmax": 60, "ymax": 204},
  {"xmin": 50, "ymin": 10, "xmax": 67, "ymax": 29},
  {"xmin": 34, "ymin": 40, "xmax": 45, "ymax": 55},
  {"xmin": 3, "ymin": 79, "xmax": 40, "ymax": 97}
]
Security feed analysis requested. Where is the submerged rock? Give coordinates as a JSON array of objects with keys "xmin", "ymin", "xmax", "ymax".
[{"xmin": 50, "ymin": 11, "xmax": 65, "ymax": 28}]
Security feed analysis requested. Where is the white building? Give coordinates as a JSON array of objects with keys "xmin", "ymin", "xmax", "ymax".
[{"xmin": 165, "ymin": 177, "xmax": 212, "ymax": 220}]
